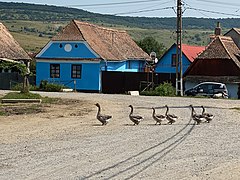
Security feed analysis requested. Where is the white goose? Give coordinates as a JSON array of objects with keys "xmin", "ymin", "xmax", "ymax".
[
  {"xmin": 128, "ymin": 105, "xmax": 144, "ymax": 125},
  {"xmin": 165, "ymin": 105, "xmax": 178, "ymax": 124},
  {"xmin": 95, "ymin": 103, "xmax": 112, "ymax": 125},
  {"xmin": 152, "ymin": 107, "xmax": 166, "ymax": 125},
  {"xmin": 189, "ymin": 105, "xmax": 205, "ymax": 125},
  {"xmin": 201, "ymin": 106, "xmax": 214, "ymax": 123}
]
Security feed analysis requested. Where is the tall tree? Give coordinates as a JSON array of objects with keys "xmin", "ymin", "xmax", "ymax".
[{"xmin": 137, "ymin": 36, "xmax": 166, "ymax": 59}]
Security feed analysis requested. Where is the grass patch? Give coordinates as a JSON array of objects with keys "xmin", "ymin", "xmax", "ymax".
[
  {"xmin": 41, "ymin": 96, "xmax": 62, "ymax": 104},
  {"xmin": 0, "ymin": 93, "xmax": 63, "ymax": 116},
  {"xmin": 1, "ymin": 92, "xmax": 62, "ymax": 104},
  {"xmin": 2, "ymin": 92, "xmax": 42, "ymax": 99},
  {"xmin": 0, "ymin": 111, "xmax": 6, "ymax": 116}
]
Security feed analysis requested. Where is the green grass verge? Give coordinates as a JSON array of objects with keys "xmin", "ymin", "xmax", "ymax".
[
  {"xmin": 0, "ymin": 92, "xmax": 63, "ymax": 116},
  {"xmin": 2, "ymin": 92, "xmax": 42, "ymax": 99}
]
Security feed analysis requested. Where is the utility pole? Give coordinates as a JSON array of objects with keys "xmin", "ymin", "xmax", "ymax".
[{"xmin": 176, "ymin": 0, "xmax": 183, "ymax": 96}]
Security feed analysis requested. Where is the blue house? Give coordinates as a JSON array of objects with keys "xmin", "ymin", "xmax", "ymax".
[
  {"xmin": 154, "ymin": 43, "xmax": 205, "ymax": 74},
  {"xmin": 36, "ymin": 20, "xmax": 149, "ymax": 92}
]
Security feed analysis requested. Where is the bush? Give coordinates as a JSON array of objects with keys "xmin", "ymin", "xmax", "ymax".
[
  {"xmin": 39, "ymin": 80, "xmax": 64, "ymax": 92},
  {"xmin": 11, "ymin": 83, "xmax": 39, "ymax": 91},
  {"xmin": 140, "ymin": 90, "xmax": 159, "ymax": 96},
  {"xmin": 44, "ymin": 83, "xmax": 64, "ymax": 92},
  {"xmin": 155, "ymin": 82, "xmax": 175, "ymax": 96},
  {"xmin": 140, "ymin": 82, "xmax": 175, "ymax": 96}
]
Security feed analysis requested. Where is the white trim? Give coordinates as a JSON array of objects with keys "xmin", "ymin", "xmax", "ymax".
[{"xmin": 36, "ymin": 41, "xmax": 52, "ymax": 58}]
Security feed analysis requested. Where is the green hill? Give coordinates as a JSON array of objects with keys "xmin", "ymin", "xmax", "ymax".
[
  {"xmin": 1, "ymin": 2, "xmax": 240, "ymax": 29},
  {"xmin": 0, "ymin": 2, "xmax": 238, "ymax": 52}
]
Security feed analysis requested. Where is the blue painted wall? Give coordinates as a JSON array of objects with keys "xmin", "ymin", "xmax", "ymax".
[
  {"xmin": 106, "ymin": 60, "xmax": 145, "ymax": 72},
  {"xmin": 36, "ymin": 61, "xmax": 101, "ymax": 91},
  {"xmin": 155, "ymin": 44, "xmax": 191, "ymax": 73},
  {"xmin": 36, "ymin": 41, "xmax": 100, "ymax": 59}
]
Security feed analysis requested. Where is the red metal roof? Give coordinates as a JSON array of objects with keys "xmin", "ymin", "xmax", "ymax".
[{"xmin": 182, "ymin": 44, "xmax": 205, "ymax": 62}]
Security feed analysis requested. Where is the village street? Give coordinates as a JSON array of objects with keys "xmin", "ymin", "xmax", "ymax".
[{"xmin": 0, "ymin": 90, "xmax": 240, "ymax": 179}]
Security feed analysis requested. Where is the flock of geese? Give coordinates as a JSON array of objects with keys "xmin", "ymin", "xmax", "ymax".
[{"xmin": 95, "ymin": 103, "xmax": 214, "ymax": 126}]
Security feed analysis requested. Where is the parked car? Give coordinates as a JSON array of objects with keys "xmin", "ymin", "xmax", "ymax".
[{"xmin": 184, "ymin": 82, "xmax": 228, "ymax": 98}]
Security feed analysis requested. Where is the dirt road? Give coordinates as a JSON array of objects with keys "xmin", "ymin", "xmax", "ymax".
[{"xmin": 0, "ymin": 90, "xmax": 239, "ymax": 180}]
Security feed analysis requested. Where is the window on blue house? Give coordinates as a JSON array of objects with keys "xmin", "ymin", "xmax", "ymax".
[
  {"xmin": 171, "ymin": 54, "xmax": 177, "ymax": 67},
  {"xmin": 50, "ymin": 64, "xmax": 60, "ymax": 78},
  {"xmin": 71, "ymin": 64, "xmax": 82, "ymax": 79}
]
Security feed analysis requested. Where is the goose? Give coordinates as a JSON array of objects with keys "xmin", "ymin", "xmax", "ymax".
[
  {"xmin": 201, "ymin": 106, "xmax": 214, "ymax": 123},
  {"xmin": 165, "ymin": 105, "xmax": 178, "ymax": 124},
  {"xmin": 189, "ymin": 105, "xmax": 205, "ymax": 125},
  {"xmin": 128, "ymin": 105, "xmax": 144, "ymax": 125},
  {"xmin": 152, "ymin": 107, "xmax": 166, "ymax": 125},
  {"xmin": 95, "ymin": 103, "xmax": 112, "ymax": 125}
]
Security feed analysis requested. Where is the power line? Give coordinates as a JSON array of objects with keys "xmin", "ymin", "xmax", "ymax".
[
  {"xmin": 70, "ymin": 0, "xmax": 171, "ymax": 7},
  {"xmin": 114, "ymin": 6, "xmax": 174, "ymax": 15},
  {"xmin": 113, "ymin": 0, "xmax": 174, "ymax": 15},
  {"xmin": 126, "ymin": 0, "xmax": 173, "ymax": 13},
  {"xmin": 195, "ymin": 0, "xmax": 240, "ymax": 7},
  {"xmin": 183, "ymin": 1, "xmax": 211, "ymax": 18},
  {"xmin": 187, "ymin": 7, "xmax": 240, "ymax": 17}
]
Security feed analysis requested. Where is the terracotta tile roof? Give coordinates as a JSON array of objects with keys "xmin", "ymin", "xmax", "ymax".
[
  {"xmin": 52, "ymin": 21, "xmax": 84, "ymax": 41},
  {"xmin": 197, "ymin": 36, "xmax": 240, "ymax": 69},
  {"xmin": 182, "ymin": 44, "xmax": 205, "ymax": 62},
  {"xmin": 0, "ymin": 23, "xmax": 31, "ymax": 60},
  {"xmin": 52, "ymin": 20, "xmax": 149, "ymax": 61},
  {"xmin": 184, "ymin": 36, "xmax": 240, "ymax": 77}
]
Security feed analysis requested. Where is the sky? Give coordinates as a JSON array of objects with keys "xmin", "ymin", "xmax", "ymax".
[{"xmin": 2, "ymin": 0, "xmax": 240, "ymax": 18}]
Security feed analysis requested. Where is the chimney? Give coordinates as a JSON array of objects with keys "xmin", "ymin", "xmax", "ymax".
[{"xmin": 214, "ymin": 22, "xmax": 221, "ymax": 36}]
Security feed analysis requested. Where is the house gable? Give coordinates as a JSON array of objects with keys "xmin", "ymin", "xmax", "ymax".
[
  {"xmin": 184, "ymin": 36, "xmax": 240, "ymax": 77},
  {"xmin": 155, "ymin": 43, "xmax": 204, "ymax": 73},
  {"xmin": 224, "ymin": 28, "xmax": 240, "ymax": 49},
  {"xmin": 36, "ymin": 41, "xmax": 100, "ymax": 59}
]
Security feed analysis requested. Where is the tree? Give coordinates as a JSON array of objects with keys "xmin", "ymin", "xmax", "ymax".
[{"xmin": 136, "ymin": 36, "xmax": 166, "ymax": 59}]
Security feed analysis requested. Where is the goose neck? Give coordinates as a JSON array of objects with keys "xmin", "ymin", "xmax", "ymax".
[
  {"xmin": 152, "ymin": 108, "xmax": 155, "ymax": 117},
  {"xmin": 97, "ymin": 106, "xmax": 101, "ymax": 115},
  {"xmin": 165, "ymin": 106, "xmax": 169, "ymax": 116},
  {"xmin": 129, "ymin": 106, "xmax": 133, "ymax": 116},
  {"xmin": 202, "ymin": 107, "xmax": 205, "ymax": 114},
  {"xmin": 191, "ymin": 106, "xmax": 196, "ymax": 116}
]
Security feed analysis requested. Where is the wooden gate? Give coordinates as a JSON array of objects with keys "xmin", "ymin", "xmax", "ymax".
[{"xmin": 101, "ymin": 71, "xmax": 176, "ymax": 94}]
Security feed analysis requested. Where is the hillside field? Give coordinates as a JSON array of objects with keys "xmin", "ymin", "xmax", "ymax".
[{"xmin": 3, "ymin": 20, "xmax": 220, "ymax": 53}]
